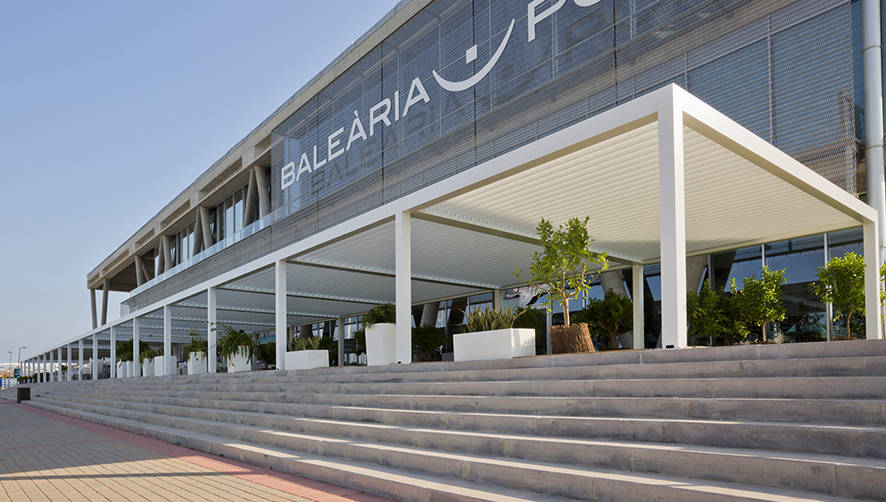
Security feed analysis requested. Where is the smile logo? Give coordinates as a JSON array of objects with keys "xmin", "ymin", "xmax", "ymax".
[{"xmin": 432, "ymin": 19, "xmax": 515, "ymax": 92}]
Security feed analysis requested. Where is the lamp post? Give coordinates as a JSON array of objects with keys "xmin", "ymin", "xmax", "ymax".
[{"xmin": 17, "ymin": 346, "xmax": 25, "ymax": 370}]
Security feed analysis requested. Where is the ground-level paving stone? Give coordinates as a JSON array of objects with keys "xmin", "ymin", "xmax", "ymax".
[{"xmin": 0, "ymin": 401, "xmax": 390, "ymax": 502}]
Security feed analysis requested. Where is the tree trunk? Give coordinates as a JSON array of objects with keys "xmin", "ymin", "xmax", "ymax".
[{"xmin": 846, "ymin": 312, "xmax": 852, "ymax": 338}]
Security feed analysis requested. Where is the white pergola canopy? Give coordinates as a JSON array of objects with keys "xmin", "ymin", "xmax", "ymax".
[{"xmin": 34, "ymin": 85, "xmax": 882, "ymax": 371}]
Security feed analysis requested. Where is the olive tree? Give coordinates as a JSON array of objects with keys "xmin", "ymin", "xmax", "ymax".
[
  {"xmin": 812, "ymin": 252, "xmax": 865, "ymax": 338},
  {"xmin": 729, "ymin": 266, "xmax": 786, "ymax": 342},
  {"xmin": 518, "ymin": 217, "xmax": 609, "ymax": 326}
]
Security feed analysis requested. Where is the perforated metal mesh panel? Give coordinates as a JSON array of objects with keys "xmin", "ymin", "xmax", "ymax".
[{"xmin": 127, "ymin": 0, "xmax": 861, "ymax": 311}]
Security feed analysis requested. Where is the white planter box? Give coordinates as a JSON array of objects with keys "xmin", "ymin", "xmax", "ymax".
[
  {"xmin": 366, "ymin": 323, "xmax": 397, "ymax": 366},
  {"xmin": 115, "ymin": 362, "xmax": 126, "ymax": 378},
  {"xmin": 227, "ymin": 347, "xmax": 251, "ymax": 373},
  {"xmin": 127, "ymin": 361, "xmax": 135, "ymax": 378},
  {"xmin": 141, "ymin": 359, "xmax": 154, "ymax": 377},
  {"xmin": 188, "ymin": 352, "xmax": 207, "ymax": 375},
  {"xmin": 453, "ymin": 328, "xmax": 536, "ymax": 362},
  {"xmin": 284, "ymin": 350, "xmax": 329, "ymax": 370},
  {"xmin": 153, "ymin": 355, "xmax": 175, "ymax": 376}
]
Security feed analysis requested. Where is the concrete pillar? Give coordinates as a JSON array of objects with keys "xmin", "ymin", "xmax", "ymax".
[
  {"xmin": 92, "ymin": 334, "xmax": 98, "ymax": 380},
  {"xmin": 132, "ymin": 318, "xmax": 141, "ymax": 377},
  {"xmin": 395, "ymin": 211, "xmax": 412, "ymax": 364},
  {"xmin": 658, "ymin": 93, "xmax": 688, "ymax": 349},
  {"xmin": 90, "ymin": 289, "xmax": 98, "ymax": 329},
  {"xmin": 162, "ymin": 236, "xmax": 173, "ymax": 273},
  {"xmin": 864, "ymin": 220, "xmax": 884, "ymax": 339},
  {"xmin": 632, "ymin": 264, "xmax": 645, "ymax": 350},
  {"xmin": 135, "ymin": 256, "xmax": 145, "ymax": 287},
  {"xmin": 101, "ymin": 279, "xmax": 110, "ymax": 326},
  {"xmin": 200, "ymin": 207, "xmax": 214, "ymax": 249},
  {"xmin": 78, "ymin": 339, "xmax": 83, "ymax": 381},
  {"xmin": 492, "ymin": 290, "xmax": 504, "ymax": 312},
  {"xmin": 863, "ymin": 0, "xmax": 886, "ymax": 264},
  {"xmin": 66, "ymin": 344, "xmax": 72, "ymax": 381},
  {"xmin": 686, "ymin": 255, "xmax": 707, "ymax": 294},
  {"xmin": 419, "ymin": 303, "xmax": 439, "ymax": 327},
  {"xmin": 255, "ymin": 166, "xmax": 271, "ymax": 217},
  {"xmin": 337, "ymin": 316, "xmax": 345, "ymax": 367},
  {"xmin": 110, "ymin": 326, "xmax": 117, "ymax": 378},
  {"xmin": 207, "ymin": 287, "xmax": 217, "ymax": 373},
  {"xmin": 163, "ymin": 305, "xmax": 172, "ymax": 376},
  {"xmin": 275, "ymin": 260, "xmax": 287, "ymax": 370},
  {"xmin": 244, "ymin": 168, "xmax": 258, "ymax": 225}
]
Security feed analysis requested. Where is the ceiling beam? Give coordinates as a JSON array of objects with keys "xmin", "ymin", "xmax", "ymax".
[
  {"xmin": 215, "ymin": 285, "xmax": 388, "ymax": 306},
  {"xmin": 291, "ymin": 257, "xmax": 497, "ymax": 290}
]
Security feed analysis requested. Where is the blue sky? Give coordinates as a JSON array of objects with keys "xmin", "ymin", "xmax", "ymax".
[{"xmin": 0, "ymin": 0, "xmax": 399, "ymax": 364}]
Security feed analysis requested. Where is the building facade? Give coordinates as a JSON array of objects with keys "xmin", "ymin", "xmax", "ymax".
[{"xmin": 23, "ymin": 0, "xmax": 886, "ymax": 377}]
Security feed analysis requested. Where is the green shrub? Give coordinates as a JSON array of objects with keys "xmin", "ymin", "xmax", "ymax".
[
  {"xmin": 363, "ymin": 303, "xmax": 396, "ymax": 328},
  {"xmin": 813, "ymin": 252, "xmax": 865, "ymax": 338},
  {"xmin": 413, "ymin": 325, "xmax": 447, "ymax": 361},
  {"xmin": 574, "ymin": 290, "xmax": 632, "ymax": 350},
  {"xmin": 218, "ymin": 326, "xmax": 255, "ymax": 360},
  {"xmin": 290, "ymin": 336, "xmax": 322, "ymax": 351},
  {"xmin": 463, "ymin": 306, "xmax": 524, "ymax": 333},
  {"xmin": 730, "ymin": 266, "xmax": 786, "ymax": 342},
  {"xmin": 182, "ymin": 332, "xmax": 207, "ymax": 356},
  {"xmin": 138, "ymin": 346, "xmax": 159, "ymax": 364},
  {"xmin": 116, "ymin": 339, "xmax": 133, "ymax": 362}
]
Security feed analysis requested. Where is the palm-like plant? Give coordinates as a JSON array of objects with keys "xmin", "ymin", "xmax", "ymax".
[
  {"xmin": 183, "ymin": 332, "xmax": 208, "ymax": 356},
  {"xmin": 218, "ymin": 326, "xmax": 255, "ymax": 360}
]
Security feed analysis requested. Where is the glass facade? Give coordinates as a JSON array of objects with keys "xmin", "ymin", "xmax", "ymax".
[{"xmin": 271, "ymin": 0, "xmax": 862, "ymax": 246}]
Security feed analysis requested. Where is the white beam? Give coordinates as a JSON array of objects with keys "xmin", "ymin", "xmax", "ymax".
[
  {"xmin": 395, "ymin": 211, "xmax": 412, "ymax": 364},
  {"xmin": 207, "ymin": 287, "xmax": 217, "ymax": 373},
  {"xmin": 109, "ymin": 327, "xmax": 117, "ymax": 378},
  {"xmin": 132, "ymin": 318, "xmax": 141, "ymax": 377},
  {"xmin": 632, "ymin": 264, "xmax": 645, "ymax": 350},
  {"xmin": 275, "ymin": 260, "xmax": 287, "ymax": 370},
  {"xmin": 92, "ymin": 334, "xmax": 98, "ymax": 380},
  {"xmin": 658, "ymin": 92, "xmax": 688, "ymax": 349},
  {"xmin": 163, "ymin": 305, "xmax": 172, "ymax": 376},
  {"xmin": 864, "ymin": 220, "xmax": 883, "ymax": 339}
]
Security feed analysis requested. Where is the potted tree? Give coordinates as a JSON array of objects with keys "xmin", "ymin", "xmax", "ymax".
[
  {"xmin": 518, "ymin": 217, "xmax": 608, "ymax": 353},
  {"xmin": 285, "ymin": 336, "xmax": 329, "ymax": 370},
  {"xmin": 218, "ymin": 326, "xmax": 255, "ymax": 373},
  {"xmin": 575, "ymin": 290, "xmax": 632, "ymax": 350},
  {"xmin": 730, "ymin": 266, "xmax": 786, "ymax": 342},
  {"xmin": 183, "ymin": 333, "xmax": 208, "ymax": 375},
  {"xmin": 812, "ymin": 252, "xmax": 866, "ymax": 339},
  {"xmin": 116, "ymin": 340, "xmax": 133, "ymax": 378},
  {"xmin": 363, "ymin": 303, "xmax": 396, "ymax": 366},
  {"xmin": 139, "ymin": 346, "xmax": 159, "ymax": 377},
  {"xmin": 453, "ymin": 306, "xmax": 534, "ymax": 362}
]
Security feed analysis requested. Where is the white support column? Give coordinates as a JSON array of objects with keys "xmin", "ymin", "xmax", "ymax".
[
  {"xmin": 632, "ymin": 264, "xmax": 645, "ymax": 350},
  {"xmin": 163, "ymin": 305, "xmax": 172, "ymax": 376},
  {"xmin": 91, "ymin": 334, "xmax": 98, "ymax": 380},
  {"xmin": 56, "ymin": 348, "xmax": 61, "ymax": 382},
  {"xmin": 863, "ymin": 0, "xmax": 886, "ymax": 263},
  {"xmin": 395, "ymin": 211, "xmax": 412, "ymax": 364},
  {"xmin": 110, "ymin": 326, "xmax": 117, "ymax": 378},
  {"xmin": 66, "ymin": 344, "xmax": 72, "ymax": 381},
  {"xmin": 78, "ymin": 339, "xmax": 83, "ymax": 381},
  {"xmin": 101, "ymin": 279, "xmax": 110, "ymax": 326},
  {"xmin": 207, "ymin": 287, "xmax": 217, "ymax": 373},
  {"xmin": 132, "ymin": 318, "xmax": 141, "ymax": 377},
  {"xmin": 337, "ymin": 316, "xmax": 345, "ymax": 367},
  {"xmin": 658, "ymin": 92, "xmax": 688, "ymax": 349},
  {"xmin": 38, "ymin": 355, "xmax": 42, "ymax": 383},
  {"xmin": 864, "ymin": 220, "xmax": 883, "ymax": 339},
  {"xmin": 275, "ymin": 260, "xmax": 287, "ymax": 371}
]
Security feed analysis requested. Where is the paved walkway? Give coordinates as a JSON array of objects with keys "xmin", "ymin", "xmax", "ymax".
[{"xmin": 0, "ymin": 400, "xmax": 389, "ymax": 502}]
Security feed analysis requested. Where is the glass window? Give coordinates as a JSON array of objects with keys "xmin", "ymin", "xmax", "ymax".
[
  {"xmin": 827, "ymin": 227, "xmax": 863, "ymax": 259},
  {"xmin": 713, "ymin": 246, "xmax": 761, "ymax": 291}
]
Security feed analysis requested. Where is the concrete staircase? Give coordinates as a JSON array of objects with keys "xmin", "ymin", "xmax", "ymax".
[{"xmin": 22, "ymin": 340, "xmax": 886, "ymax": 501}]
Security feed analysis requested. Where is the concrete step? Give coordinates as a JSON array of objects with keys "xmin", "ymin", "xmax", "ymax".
[
  {"xmin": 35, "ymin": 389, "xmax": 886, "ymax": 426},
  {"xmin": 37, "ymin": 393, "xmax": 886, "ymax": 459},
  {"xmin": 28, "ymin": 399, "xmax": 870, "ymax": 501},
  {"xmin": 37, "ymin": 388, "xmax": 886, "ymax": 426},
  {"xmin": 36, "ymin": 394, "xmax": 886, "ymax": 499},
  {"xmin": 44, "ymin": 375, "xmax": 886, "ymax": 400}
]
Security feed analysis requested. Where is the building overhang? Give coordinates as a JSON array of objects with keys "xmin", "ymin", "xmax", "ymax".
[{"xmin": 37, "ymin": 84, "xmax": 880, "ymax": 359}]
